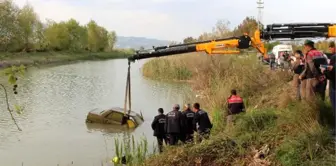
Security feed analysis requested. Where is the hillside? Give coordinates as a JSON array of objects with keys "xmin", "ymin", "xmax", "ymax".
[{"xmin": 115, "ymin": 36, "xmax": 171, "ymax": 49}]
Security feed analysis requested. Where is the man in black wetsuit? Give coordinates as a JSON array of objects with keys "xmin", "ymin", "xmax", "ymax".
[{"xmin": 151, "ymin": 108, "xmax": 167, "ymax": 152}]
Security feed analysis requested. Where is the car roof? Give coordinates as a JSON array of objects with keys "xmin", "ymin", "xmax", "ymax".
[{"xmin": 90, "ymin": 107, "xmax": 140, "ymax": 117}]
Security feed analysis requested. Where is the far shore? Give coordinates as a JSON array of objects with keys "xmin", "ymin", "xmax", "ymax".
[{"xmin": 0, "ymin": 51, "xmax": 132, "ymax": 69}]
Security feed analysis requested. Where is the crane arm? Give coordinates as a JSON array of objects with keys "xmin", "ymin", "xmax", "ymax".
[
  {"xmin": 128, "ymin": 23, "xmax": 336, "ymax": 62},
  {"xmin": 128, "ymin": 36, "xmax": 254, "ymax": 61},
  {"xmin": 261, "ymin": 23, "xmax": 336, "ymax": 39}
]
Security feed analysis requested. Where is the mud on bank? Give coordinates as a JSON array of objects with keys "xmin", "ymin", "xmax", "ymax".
[{"xmin": 141, "ymin": 53, "xmax": 336, "ymax": 166}]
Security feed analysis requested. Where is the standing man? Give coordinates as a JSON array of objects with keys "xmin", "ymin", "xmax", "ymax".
[
  {"xmin": 165, "ymin": 104, "xmax": 184, "ymax": 145},
  {"xmin": 193, "ymin": 103, "xmax": 212, "ymax": 142},
  {"xmin": 299, "ymin": 40, "xmax": 328, "ymax": 101},
  {"xmin": 323, "ymin": 42, "xmax": 336, "ymax": 136},
  {"xmin": 283, "ymin": 51, "xmax": 290, "ymax": 70},
  {"xmin": 227, "ymin": 89, "xmax": 245, "ymax": 125},
  {"xmin": 151, "ymin": 108, "xmax": 167, "ymax": 153},
  {"xmin": 269, "ymin": 52, "xmax": 276, "ymax": 70},
  {"xmin": 291, "ymin": 50, "xmax": 305, "ymax": 100},
  {"xmin": 182, "ymin": 104, "xmax": 195, "ymax": 143},
  {"xmin": 279, "ymin": 51, "xmax": 285, "ymax": 70}
]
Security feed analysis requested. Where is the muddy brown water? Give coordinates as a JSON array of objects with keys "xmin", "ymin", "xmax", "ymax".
[{"xmin": 0, "ymin": 59, "xmax": 192, "ymax": 166}]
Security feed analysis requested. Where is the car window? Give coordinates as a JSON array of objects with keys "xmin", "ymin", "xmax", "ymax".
[{"xmin": 106, "ymin": 112, "xmax": 124, "ymax": 122}]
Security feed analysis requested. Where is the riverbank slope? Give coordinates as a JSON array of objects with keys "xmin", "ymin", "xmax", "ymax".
[
  {"xmin": 142, "ymin": 53, "xmax": 335, "ymax": 166},
  {"xmin": 0, "ymin": 50, "xmax": 132, "ymax": 68}
]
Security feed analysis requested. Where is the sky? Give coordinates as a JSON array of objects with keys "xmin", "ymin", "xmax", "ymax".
[{"xmin": 12, "ymin": 0, "xmax": 336, "ymax": 41}]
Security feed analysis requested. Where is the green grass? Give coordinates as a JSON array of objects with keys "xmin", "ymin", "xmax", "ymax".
[
  {"xmin": 113, "ymin": 135, "xmax": 156, "ymax": 166},
  {"xmin": 0, "ymin": 50, "xmax": 132, "ymax": 68}
]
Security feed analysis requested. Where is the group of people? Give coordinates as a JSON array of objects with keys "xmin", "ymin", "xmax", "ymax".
[
  {"xmin": 268, "ymin": 50, "xmax": 292, "ymax": 70},
  {"xmin": 151, "ymin": 90, "xmax": 246, "ymax": 153},
  {"xmin": 290, "ymin": 40, "xmax": 335, "ymax": 134},
  {"xmin": 151, "ymin": 103, "xmax": 212, "ymax": 152}
]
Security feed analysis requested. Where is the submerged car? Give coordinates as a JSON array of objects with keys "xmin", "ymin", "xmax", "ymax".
[{"xmin": 86, "ymin": 107, "xmax": 144, "ymax": 128}]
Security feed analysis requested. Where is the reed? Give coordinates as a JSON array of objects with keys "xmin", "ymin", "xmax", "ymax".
[{"xmin": 113, "ymin": 135, "xmax": 156, "ymax": 166}]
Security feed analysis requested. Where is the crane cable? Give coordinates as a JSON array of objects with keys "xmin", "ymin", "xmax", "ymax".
[{"xmin": 123, "ymin": 61, "xmax": 131, "ymax": 117}]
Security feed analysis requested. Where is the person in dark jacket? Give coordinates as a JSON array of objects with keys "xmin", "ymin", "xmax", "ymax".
[
  {"xmin": 165, "ymin": 104, "xmax": 185, "ymax": 145},
  {"xmin": 283, "ymin": 51, "xmax": 290, "ymax": 70},
  {"xmin": 291, "ymin": 50, "xmax": 305, "ymax": 100},
  {"xmin": 322, "ymin": 42, "xmax": 336, "ymax": 135},
  {"xmin": 299, "ymin": 40, "xmax": 328, "ymax": 101},
  {"xmin": 269, "ymin": 52, "xmax": 276, "ymax": 70},
  {"xmin": 182, "ymin": 104, "xmax": 195, "ymax": 143},
  {"xmin": 227, "ymin": 89, "xmax": 245, "ymax": 125},
  {"xmin": 151, "ymin": 108, "xmax": 167, "ymax": 152},
  {"xmin": 192, "ymin": 103, "xmax": 212, "ymax": 142}
]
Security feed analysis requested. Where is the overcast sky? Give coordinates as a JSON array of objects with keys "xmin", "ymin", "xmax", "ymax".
[{"xmin": 13, "ymin": 0, "xmax": 336, "ymax": 41}]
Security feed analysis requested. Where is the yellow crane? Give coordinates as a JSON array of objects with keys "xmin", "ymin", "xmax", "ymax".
[{"xmin": 122, "ymin": 23, "xmax": 336, "ymax": 127}]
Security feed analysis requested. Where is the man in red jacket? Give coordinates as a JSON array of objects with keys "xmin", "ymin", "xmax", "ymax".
[
  {"xmin": 299, "ymin": 40, "xmax": 328, "ymax": 101},
  {"xmin": 227, "ymin": 89, "xmax": 245, "ymax": 125}
]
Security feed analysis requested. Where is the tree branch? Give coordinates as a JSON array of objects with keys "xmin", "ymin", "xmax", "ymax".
[{"xmin": 0, "ymin": 83, "xmax": 22, "ymax": 131}]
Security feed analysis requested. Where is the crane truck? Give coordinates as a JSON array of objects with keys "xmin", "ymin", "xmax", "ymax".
[{"xmin": 128, "ymin": 23, "xmax": 336, "ymax": 62}]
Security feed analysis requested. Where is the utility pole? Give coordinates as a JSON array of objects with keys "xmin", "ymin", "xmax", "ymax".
[{"xmin": 257, "ymin": 0, "xmax": 264, "ymax": 29}]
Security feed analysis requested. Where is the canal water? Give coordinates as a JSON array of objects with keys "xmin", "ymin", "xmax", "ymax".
[{"xmin": 0, "ymin": 59, "xmax": 192, "ymax": 166}]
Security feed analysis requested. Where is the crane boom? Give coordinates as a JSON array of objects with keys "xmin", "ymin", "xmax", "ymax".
[
  {"xmin": 128, "ymin": 23, "xmax": 336, "ymax": 62},
  {"xmin": 261, "ymin": 23, "xmax": 336, "ymax": 39},
  {"xmin": 129, "ymin": 36, "xmax": 250, "ymax": 61}
]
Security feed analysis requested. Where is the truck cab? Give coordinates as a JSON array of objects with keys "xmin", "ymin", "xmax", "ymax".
[{"xmin": 272, "ymin": 44, "xmax": 293, "ymax": 65}]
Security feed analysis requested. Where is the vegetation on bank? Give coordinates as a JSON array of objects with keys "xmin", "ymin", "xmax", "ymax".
[
  {"xmin": 1, "ymin": 0, "xmax": 133, "ymax": 66},
  {"xmin": 113, "ymin": 135, "xmax": 156, "ymax": 165},
  {"xmin": 141, "ymin": 54, "xmax": 335, "ymax": 166},
  {"xmin": 0, "ymin": 50, "xmax": 133, "ymax": 68}
]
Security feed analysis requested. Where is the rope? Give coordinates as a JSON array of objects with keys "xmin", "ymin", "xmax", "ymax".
[
  {"xmin": 123, "ymin": 61, "xmax": 131, "ymax": 116},
  {"xmin": 128, "ymin": 63, "xmax": 131, "ymax": 115}
]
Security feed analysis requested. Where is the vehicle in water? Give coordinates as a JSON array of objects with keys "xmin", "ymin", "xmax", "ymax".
[{"xmin": 86, "ymin": 107, "xmax": 144, "ymax": 128}]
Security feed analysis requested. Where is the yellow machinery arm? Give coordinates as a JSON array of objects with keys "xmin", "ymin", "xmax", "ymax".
[
  {"xmin": 128, "ymin": 23, "xmax": 336, "ymax": 62},
  {"xmin": 194, "ymin": 30, "xmax": 266, "ymax": 56}
]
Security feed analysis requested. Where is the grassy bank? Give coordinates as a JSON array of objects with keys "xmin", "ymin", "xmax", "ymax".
[
  {"xmin": 141, "ymin": 54, "xmax": 336, "ymax": 166},
  {"xmin": 0, "ymin": 50, "xmax": 132, "ymax": 68}
]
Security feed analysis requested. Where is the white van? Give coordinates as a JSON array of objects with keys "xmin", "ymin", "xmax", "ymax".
[{"xmin": 272, "ymin": 44, "xmax": 293, "ymax": 65}]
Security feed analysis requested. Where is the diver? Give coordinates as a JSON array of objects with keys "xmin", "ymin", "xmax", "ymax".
[{"xmin": 151, "ymin": 108, "xmax": 167, "ymax": 152}]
